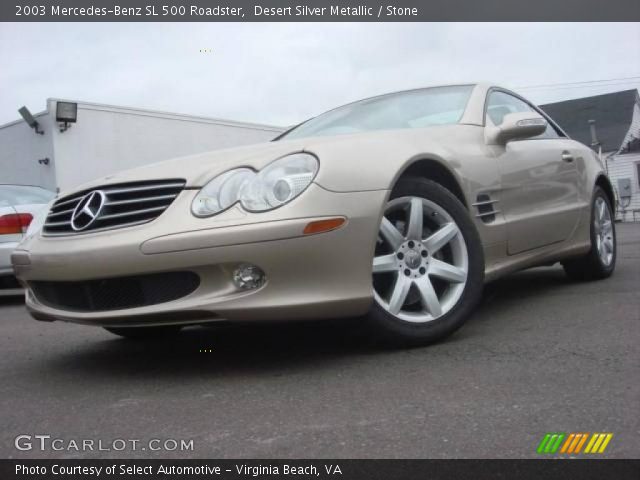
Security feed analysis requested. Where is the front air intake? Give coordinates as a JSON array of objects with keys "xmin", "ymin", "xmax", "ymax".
[{"xmin": 30, "ymin": 271, "xmax": 200, "ymax": 312}]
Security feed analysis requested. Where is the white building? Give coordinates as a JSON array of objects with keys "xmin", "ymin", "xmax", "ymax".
[
  {"xmin": 541, "ymin": 89, "xmax": 640, "ymax": 222},
  {"xmin": 0, "ymin": 99, "xmax": 284, "ymax": 193}
]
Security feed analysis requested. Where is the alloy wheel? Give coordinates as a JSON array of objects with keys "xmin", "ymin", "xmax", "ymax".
[
  {"xmin": 594, "ymin": 196, "xmax": 614, "ymax": 266},
  {"xmin": 373, "ymin": 196, "xmax": 468, "ymax": 323}
]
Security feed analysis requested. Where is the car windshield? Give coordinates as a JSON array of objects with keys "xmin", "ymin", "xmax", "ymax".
[
  {"xmin": 0, "ymin": 185, "xmax": 55, "ymax": 207},
  {"xmin": 279, "ymin": 85, "xmax": 474, "ymax": 141}
]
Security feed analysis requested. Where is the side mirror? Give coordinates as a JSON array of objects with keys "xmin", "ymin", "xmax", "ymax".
[{"xmin": 488, "ymin": 112, "xmax": 547, "ymax": 144}]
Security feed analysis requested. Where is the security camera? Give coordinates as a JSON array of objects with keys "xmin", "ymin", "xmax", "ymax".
[{"xmin": 18, "ymin": 106, "xmax": 44, "ymax": 135}]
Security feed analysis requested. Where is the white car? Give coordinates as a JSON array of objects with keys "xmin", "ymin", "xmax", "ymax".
[{"xmin": 0, "ymin": 185, "xmax": 54, "ymax": 296}]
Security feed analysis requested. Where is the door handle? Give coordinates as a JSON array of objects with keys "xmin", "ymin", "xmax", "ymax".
[{"xmin": 561, "ymin": 151, "xmax": 574, "ymax": 162}]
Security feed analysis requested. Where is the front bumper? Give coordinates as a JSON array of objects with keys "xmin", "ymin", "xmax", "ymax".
[
  {"xmin": 13, "ymin": 184, "xmax": 388, "ymax": 327},
  {"xmin": 0, "ymin": 241, "xmax": 23, "ymax": 296}
]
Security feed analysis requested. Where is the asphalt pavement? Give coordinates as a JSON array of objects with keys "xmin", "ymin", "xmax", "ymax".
[{"xmin": 1, "ymin": 224, "xmax": 638, "ymax": 459}]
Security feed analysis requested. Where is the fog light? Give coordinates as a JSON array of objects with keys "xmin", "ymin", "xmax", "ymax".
[{"xmin": 232, "ymin": 264, "xmax": 266, "ymax": 290}]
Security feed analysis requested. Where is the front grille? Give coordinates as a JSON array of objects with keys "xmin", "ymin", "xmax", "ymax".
[
  {"xmin": 43, "ymin": 179, "xmax": 185, "ymax": 236},
  {"xmin": 30, "ymin": 271, "xmax": 200, "ymax": 312}
]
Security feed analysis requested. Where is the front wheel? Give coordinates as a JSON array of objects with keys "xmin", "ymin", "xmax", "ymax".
[
  {"xmin": 562, "ymin": 187, "xmax": 616, "ymax": 281},
  {"xmin": 366, "ymin": 178, "xmax": 484, "ymax": 346},
  {"xmin": 104, "ymin": 325, "xmax": 182, "ymax": 340}
]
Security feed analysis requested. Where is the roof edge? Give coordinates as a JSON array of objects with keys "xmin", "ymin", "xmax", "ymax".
[
  {"xmin": 45, "ymin": 97, "xmax": 284, "ymax": 132},
  {"xmin": 0, "ymin": 110, "xmax": 47, "ymax": 130}
]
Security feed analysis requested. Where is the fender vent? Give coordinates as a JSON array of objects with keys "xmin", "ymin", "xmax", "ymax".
[{"xmin": 473, "ymin": 194, "xmax": 500, "ymax": 223}]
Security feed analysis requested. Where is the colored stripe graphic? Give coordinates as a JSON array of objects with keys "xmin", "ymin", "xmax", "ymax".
[
  {"xmin": 585, "ymin": 433, "xmax": 613, "ymax": 453},
  {"xmin": 560, "ymin": 433, "xmax": 575, "ymax": 453},
  {"xmin": 573, "ymin": 433, "xmax": 589, "ymax": 453},
  {"xmin": 537, "ymin": 434, "xmax": 552, "ymax": 454},
  {"xmin": 597, "ymin": 434, "xmax": 613, "ymax": 453},
  {"xmin": 537, "ymin": 433, "xmax": 565, "ymax": 454},
  {"xmin": 541, "ymin": 433, "xmax": 613, "ymax": 454},
  {"xmin": 549, "ymin": 434, "xmax": 565, "ymax": 453},
  {"xmin": 562, "ymin": 432, "xmax": 589, "ymax": 454},
  {"xmin": 584, "ymin": 433, "xmax": 599, "ymax": 453},
  {"xmin": 562, "ymin": 433, "xmax": 584, "ymax": 453}
]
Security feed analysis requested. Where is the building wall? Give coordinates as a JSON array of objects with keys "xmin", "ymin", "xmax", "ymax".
[
  {"xmin": 607, "ymin": 98, "xmax": 640, "ymax": 221},
  {"xmin": 607, "ymin": 151, "xmax": 640, "ymax": 221},
  {"xmin": 0, "ymin": 114, "xmax": 56, "ymax": 191},
  {"xmin": 49, "ymin": 99, "xmax": 283, "ymax": 192},
  {"xmin": 619, "ymin": 99, "xmax": 640, "ymax": 154}
]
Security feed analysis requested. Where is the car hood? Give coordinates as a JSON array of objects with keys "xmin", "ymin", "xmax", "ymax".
[
  {"xmin": 71, "ymin": 140, "xmax": 309, "ymax": 192},
  {"xmin": 63, "ymin": 125, "xmax": 466, "ymax": 195}
]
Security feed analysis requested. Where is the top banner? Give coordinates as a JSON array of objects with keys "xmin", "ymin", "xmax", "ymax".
[{"xmin": 3, "ymin": 0, "xmax": 640, "ymax": 22}]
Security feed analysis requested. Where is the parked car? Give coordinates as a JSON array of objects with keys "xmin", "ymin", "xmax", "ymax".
[
  {"xmin": 0, "ymin": 185, "xmax": 54, "ymax": 296},
  {"xmin": 12, "ymin": 84, "xmax": 616, "ymax": 344}
]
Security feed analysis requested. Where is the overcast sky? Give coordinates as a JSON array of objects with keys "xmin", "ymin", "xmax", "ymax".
[{"xmin": 1, "ymin": 22, "xmax": 639, "ymax": 126}]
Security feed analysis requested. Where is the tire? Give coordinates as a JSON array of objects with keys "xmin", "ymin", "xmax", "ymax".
[
  {"xmin": 104, "ymin": 325, "xmax": 182, "ymax": 340},
  {"xmin": 562, "ymin": 187, "xmax": 616, "ymax": 281},
  {"xmin": 366, "ymin": 177, "xmax": 484, "ymax": 346}
]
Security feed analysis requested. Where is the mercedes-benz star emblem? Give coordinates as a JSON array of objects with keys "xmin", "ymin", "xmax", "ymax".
[
  {"xmin": 70, "ymin": 190, "xmax": 106, "ymax": 231},
  {"xmin": 405, "ymin": 249, "xmax": 421, "ymax": 269}
]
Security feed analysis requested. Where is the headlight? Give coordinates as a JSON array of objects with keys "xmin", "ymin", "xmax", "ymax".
[
  {"xmin": 191, "ymin": 168, "xmax": 254, "ymax": 217},
  {"xmin": 191, "ymin": 153, "xmax": 319, "ymax": 217},
  {"xmin": 240, "ymin": 153, "xmax": 318, "ymax": 212}
]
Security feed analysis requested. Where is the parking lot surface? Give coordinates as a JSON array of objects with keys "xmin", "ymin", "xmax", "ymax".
[{"xmin": 1, "ymin": 224, "xmax": 638, "ymax": 459}]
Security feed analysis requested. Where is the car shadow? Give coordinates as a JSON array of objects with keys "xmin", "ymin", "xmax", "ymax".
[
  {"xmin": 0, "ymin": 295, "xmax": 25, "ymax": 306},
  {"xmin": 479, "ymin": 266, "xmax": 572, "ymax": 311},
  {"xmin": 42, "ymin": 266, "xmax": 574, "ymax": 379},
  {"xmin": 47, "ymin": 318, "xmax": 379, "ymax": 381}
]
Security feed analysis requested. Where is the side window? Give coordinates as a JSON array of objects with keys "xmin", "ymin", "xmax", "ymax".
[
  {"xmin": 486, "ymin": 91, "xmax": 533, "ymax": 126},
  {"xmin": 486, "ymin": 91, "xmax": 562, "ymax": 139}
]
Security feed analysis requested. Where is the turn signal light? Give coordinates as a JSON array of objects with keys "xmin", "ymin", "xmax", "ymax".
[
  {"xmin": 0, "ymin": 213, "xmax": 33, "ymax": 235},
  {"xmin": 303, "ymin": 217, "xmax": 346, "ymax": 235}
]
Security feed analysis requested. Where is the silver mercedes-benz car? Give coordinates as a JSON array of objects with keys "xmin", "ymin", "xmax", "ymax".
[{"xmin": 12, "ymin": 83, "xmax": 616, "ymax": 344}]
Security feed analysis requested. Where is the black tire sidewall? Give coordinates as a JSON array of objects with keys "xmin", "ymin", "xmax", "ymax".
[{"xmin": 367, "ymin": 178, "xmax": 484, "ymax": 345}]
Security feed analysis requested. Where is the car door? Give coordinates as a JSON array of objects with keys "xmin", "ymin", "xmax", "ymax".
[{"xmin": 486, "ymin": 90, "xmax": 581, "ymax": 255}]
